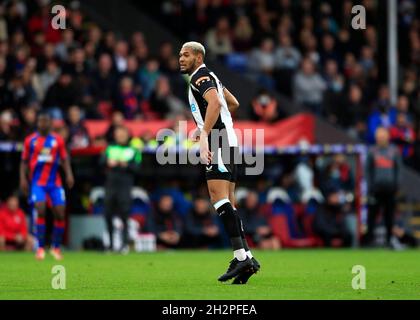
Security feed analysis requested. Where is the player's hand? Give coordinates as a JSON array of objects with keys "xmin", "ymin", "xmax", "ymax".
[
  {"xmin": 66, "ymin": 174, "xmax": 75, "ymax": 189},
  {"xmin": 199, "ymin": 132, "xmax": 213, "ymax": 164},
  {"xmin": 119, "ymin": 161, "xmax": 128, "ymax": 168},
  {"xmin": 20, "ymin": 178, "xmax": 29, "ymax": 196},
  {"xmin": 190, "ymin": 128, "xmax": 201, "ymax": 142},
  {"xmin": 107, "ymin": 159, "xmax": 118, "ymax": 168}
]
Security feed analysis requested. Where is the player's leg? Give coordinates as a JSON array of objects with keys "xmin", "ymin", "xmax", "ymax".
[
  {"xmin": 229, "ymin": 182, "xmax": 261, "ymax": 285},
  {"xmin": 207, "ymin": 179, "xmax": 252, "ymax": 282},
  {"xmin": 104, "ymin": 190, "xmax": 115, "ymax": 251},
  {"xmin": 50, "ymin": 186, "xmax": 67, "ymax": 260},
  {"xmin": 117, "ymin": 187, "xmax": 131, "ymax": 253},
  {"xmin": 228, "ymin": 182, "xmax": 251, "ymax": 255},
  {"xmin": 208, "ymin": 179, "xmax": 244, "ymax": 257},
  {"xmin": 365, "ymin": 193, "xmax": 380, "ymax": 246},
  {"xmin": 32, "ymin": 185, "xmax": 47, "ymax": 260}
]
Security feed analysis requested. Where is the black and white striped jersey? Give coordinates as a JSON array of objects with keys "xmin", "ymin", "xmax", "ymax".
[{"xmin": 188, "ymin": 64, "xmax": 238, "ymax": 147}]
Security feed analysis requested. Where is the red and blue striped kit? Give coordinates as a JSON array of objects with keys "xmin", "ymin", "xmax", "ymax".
[{"xmin": 22, "ymin": 132, "xmax": 68, "ymax": 187}]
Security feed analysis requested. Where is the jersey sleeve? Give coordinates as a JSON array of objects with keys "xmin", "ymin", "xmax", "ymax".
[
  {"xmin": 21, "ymin": 136, "xmax": 31, "ymax": 161},
  {"xmin": 191, "ymin": 69, "xmax": 217, "ymax": 98},
  {"xmin": 57, "ymin": 136, "xmax": 68, "ymax": 160}
]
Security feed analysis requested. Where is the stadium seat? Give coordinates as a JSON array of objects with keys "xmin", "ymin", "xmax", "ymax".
[{"xmin": 225, "ymin": 53, "xmax": 249, "ymax": 73}]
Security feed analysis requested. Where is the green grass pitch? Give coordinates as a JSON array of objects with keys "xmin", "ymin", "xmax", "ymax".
[{"xmin": 1, "ymin": 249, "xmax": 419, "ymax": 300}]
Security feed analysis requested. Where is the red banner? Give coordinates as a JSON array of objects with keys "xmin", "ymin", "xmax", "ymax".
[{"xmin": 84, "ymin": 113, "xmax": 314, "ymax": 147}]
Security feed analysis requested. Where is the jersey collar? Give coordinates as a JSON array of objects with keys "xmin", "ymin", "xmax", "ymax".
[{"xmin": 190, "ymin": 63, "xmax": 206, "ymax": 78}]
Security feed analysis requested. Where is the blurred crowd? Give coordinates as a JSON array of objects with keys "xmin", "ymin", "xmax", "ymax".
[
  {"xmin": 0, "ymin": 0, "xmax": 193, "ymax": 146},
  {"xmin": 156, "ymin": 0, "xmax": 420, "ymax": 168}
]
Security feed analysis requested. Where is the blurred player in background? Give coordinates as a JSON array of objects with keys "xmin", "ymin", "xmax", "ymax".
[
  {"xmin": 20, "ymin": 112, "xmax": 74, "ymax": 260},
  {"xmin": 179, "ymin": 41, "xmax": 260, "ymax": 284}
]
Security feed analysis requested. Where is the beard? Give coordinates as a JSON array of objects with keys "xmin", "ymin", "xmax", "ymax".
[{"xmin": 180, "ymin": 58, "xmax": 197, "ymax": 75}]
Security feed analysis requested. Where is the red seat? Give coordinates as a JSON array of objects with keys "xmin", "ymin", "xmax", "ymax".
[{"xmin": 269, "ymin": 215, "xmax": 321, "ymax": 248}]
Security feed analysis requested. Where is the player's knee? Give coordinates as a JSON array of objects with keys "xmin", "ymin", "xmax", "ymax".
[{"xmin": 35, "ymin": 204, "xmax": 46, "ymax": 217}]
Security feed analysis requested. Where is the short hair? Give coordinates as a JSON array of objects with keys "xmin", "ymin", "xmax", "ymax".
[
  {"xmin": 181, "ymin": 41, "xmax": 206, "ymax": 57},
  {"xmin": 37, "ymin": 110, "xmax": 51, "ymax": 119}
]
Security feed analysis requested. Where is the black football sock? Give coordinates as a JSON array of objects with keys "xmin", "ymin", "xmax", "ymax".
[
  {"xmin": 213, "ymin": 199, "xmax": 245, "ymax": 259},
  {"xmin": 233, "ymin": 210, "xmax": 250, "ymax": 252}
]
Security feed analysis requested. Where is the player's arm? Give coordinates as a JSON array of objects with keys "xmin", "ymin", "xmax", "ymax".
[
  {"xmin": 61, "ymin": 157, "xmax": 74, "ymax": 189},
  {"xmin": 19, "ymin": 159, "xmax": 29, "ymax": 196},
  {"xmin": 58, "ymin": 136, "xmax": 74, "ymax": 188},
  {"xmin": 20, "ymin": 138, "xmax": 30, "ymax": 195},
  {"xmin": 223, "ymin": 87, "xmax": 240, "ymax": 113},
  {"xmin": 202, "ymin": 88, "xmax": 222, "ymax": 135},
  {"xmin": 200, "ymin": 88, "xmax": 222, "ymax": 163}
]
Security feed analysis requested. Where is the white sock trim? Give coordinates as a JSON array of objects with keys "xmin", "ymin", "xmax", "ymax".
[
  {"xmin": 246, "ymin": 250, "xmax": 253, "ymax": 259},
  {"xmin": 234, "ymin": 248, "xmax": 247, "ymax": 261},
  {"xmin": 213, "ymin": 198, "xmax": 230, "ymax": 210}
]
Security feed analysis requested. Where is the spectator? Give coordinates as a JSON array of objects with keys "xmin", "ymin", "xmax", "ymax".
[
  {"xmin": 341, "ymin": 84, "xmax": 367, "ymax": 139},
  {"xmin": 365, "ymin": 127, "xmax": 402, "ymax": 248},
  {"xmin": 232, "ymin": 15, "xmax": 253, "ymax": 52},
  {"xmin": 248, "ymin": 38, "xmax": 276, "ymax": 89},
  {"xmin": 293, "ymin": 57, "xmax": 326, "ymax": 115},
  {"xmin": 250, "ymin": 89, "xmax": 280, "ymax": 122},
  {"xmin": 274, "ymin": 33, "xmax": 301, "ymax": 71},
  {"xmin": 320, "ymin": 154, "xmax": 355, "ymax": 194},
  {"xmin": 114, "ymin": 76, "xmax": 140, "ymax": 120},
  {"xmin": 149, "ymin": 76, "xmax": 186, "ymax": 119},
  {"xmin": 55, "ymin": 29, "xmax": 76, "ymax": 61},
  {"xmin": 205, "ymin": 16, "xmax": 233, "ymax": 60},
  {"xmin": 183, "ymin": 197, "xmax": 222, "ymax": 248},
  {"xmin": 149, "ymin": 195, "xmax": 182, "ymax": 249},
  {"xmin": 0, "ymin": 110, "xmax": 18, "ymax": 141},
  {"xmin": 4, "ymin": 74, "xmax": 37, "ymax": 112},
  {"xmin": 238, "ymin": 191, "xmax": 280, "ymax": 250},
  {"xmin": 113, "ymin": 40, "xmax": 129, "ymax": 74},
  {"xmin": 312, "ymin": 187, "xmax": 353, "ymax": 247},
  {"xmin": 90, "ymin": 53, "xmax": 117, "ymax": 118},
  {"xmin": 138, "ymin": 57, "xmax": 160, "ymax": 100},
  {"xmin": 390, "ymin": 112, "xmax": 415, "ymax": 161},
  {"xmin": 18, "ymin": 105, "xmax": 37, "ymax": 138},
  {"xmin": 367, "ymin": 86, "xmax": 397, "ymax": 143},
  {"xmin": 43, "ymin": 70, "xmax": 83, "ymax": 118},
  {"xmin": 0, "ymin": 194, "xmax": 34, "ymax": 251},
  {"xmin": 67, "ymin": 105, "xmax": 90, "ymax": 149},
  {"xmin": 319, "ymin": 34, "xmax": 340, "ymax": 67},
  {"xmin": 39, "ymin": 59, "xmax": 60, "ymax": 99},
  {"xmin": 274, "ymin": 33, "xmax": 301, "ymax": 96},
  {"xmin": 105, "ymin": 111, "xmax": 125, "ymax": 143}
]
